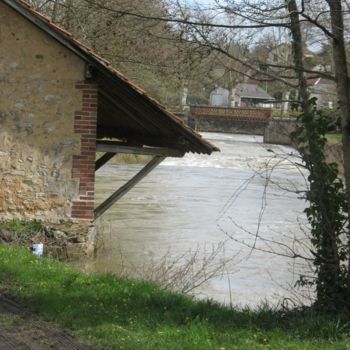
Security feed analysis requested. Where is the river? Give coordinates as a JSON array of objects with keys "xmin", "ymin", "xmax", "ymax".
[{"xmin": 84, "ymin": 133, "xmax": 310, "ymax": 307}]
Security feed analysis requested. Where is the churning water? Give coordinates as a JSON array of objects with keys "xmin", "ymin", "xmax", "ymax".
[{"xmin": 87, "ymin": 133, "xmax": 310, "ymax": 307}]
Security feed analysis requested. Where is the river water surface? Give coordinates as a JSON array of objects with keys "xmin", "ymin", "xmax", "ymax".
[{"xmin": 86, "ymin": 133, "xmax": 310, "ymax": 307}]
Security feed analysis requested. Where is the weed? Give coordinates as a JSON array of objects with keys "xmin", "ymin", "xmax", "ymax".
[{"xmin": 0, "ymin": 246, "xmax": 349, "ymax": 349}]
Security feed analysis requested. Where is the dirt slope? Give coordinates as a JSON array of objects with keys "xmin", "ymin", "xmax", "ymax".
[{"xmin": 0, "ymin": 293, "xmax": 92, "ymax": 350}]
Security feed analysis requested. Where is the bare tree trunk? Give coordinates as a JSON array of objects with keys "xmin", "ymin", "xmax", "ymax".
[
  {"xmin": 326, "ymin": 0, "xmax": 350, "ymax": 305},
  {"xmin": 285, "ymin": 0, "xmax": 310, "ymax": 112}
]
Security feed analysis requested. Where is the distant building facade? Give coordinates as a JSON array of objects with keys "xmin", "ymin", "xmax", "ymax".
[
  {"xmin": 307, "ymin": 77, "xmax": 336, "ymax": 109},
  {"xmin": 209, "ymin": 87, "xmax": 230, "ymax": 107},
  {"xmin": 233, "ymin": 83, "xmax": 275, "ymax": 108}
]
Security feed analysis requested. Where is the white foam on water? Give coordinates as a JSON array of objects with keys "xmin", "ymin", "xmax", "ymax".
[{"xmin": 88, "ymin": 132, "xmax": 309, "ymax": 307}]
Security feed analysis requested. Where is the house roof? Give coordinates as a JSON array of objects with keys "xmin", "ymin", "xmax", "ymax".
[
  {"xmin": 235, "ymin": 83, "xmax": 274, "ymax": 100},
  {"xmin": 306, "ymin": 77, "xmax": 334, "ymax": 86},
  {"xmin": 2, "ymin": 0, "xmax": 219, "ymax": 155}
]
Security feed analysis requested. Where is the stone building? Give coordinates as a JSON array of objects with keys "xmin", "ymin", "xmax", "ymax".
[{"xmin": 0, "ymin": 1, "xmax": 217, "ymax": 236}]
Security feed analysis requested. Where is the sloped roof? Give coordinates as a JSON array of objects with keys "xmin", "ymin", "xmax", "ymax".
[
  {"xmin": 307, "ymin": 77, "xmax": 334, "ymax": 86},
  {"xmin": 2, "ymin": 0, "xmax": 218, "ymax": 154},
  {"xmin": 235, "ymin": 83, "xmax": 274, "ymax": 100}
]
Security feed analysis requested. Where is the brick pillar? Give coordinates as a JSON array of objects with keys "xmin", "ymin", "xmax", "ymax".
[{"xmin": 71, "ymin": 82, "xmax": 97, "ymax": 220}]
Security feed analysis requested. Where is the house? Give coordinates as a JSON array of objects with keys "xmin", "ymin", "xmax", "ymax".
[
  {"xmin": 209, "ymin": 87, "xmax": 230, "ymax": 107},
  {"xmin": 233, "ymin": 83, "xmax": 275, "ymax": 108},
  {"xmin": 0, "ymin": 0, "xmax": 218, "ymax": 237},
  {"xmin": 307, "ymin": 77, "xmax": 336, "ymax": 109}
]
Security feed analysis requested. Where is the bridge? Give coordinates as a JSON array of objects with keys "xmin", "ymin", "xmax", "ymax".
[{"xmin": 187, "ymin": 106, "xmax": 272, "ymax": 135}]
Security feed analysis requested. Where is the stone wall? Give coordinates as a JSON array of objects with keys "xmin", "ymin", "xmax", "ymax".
[
  {"xmin": 194, "ymin": 117, "xmax": 267, "ymax": 135},
  {"xmin": 0, "ymin": 3, "xmax": 96, "ymax": 225},
  {"xmin": 263, "ymin": 119, "xmax": 297, "ymax": 145}
]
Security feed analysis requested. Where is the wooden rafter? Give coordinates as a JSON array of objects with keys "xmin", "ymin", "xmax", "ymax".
[{"xmin": 94, "ymin": 155, "xmax": 166, "ymax": 219}]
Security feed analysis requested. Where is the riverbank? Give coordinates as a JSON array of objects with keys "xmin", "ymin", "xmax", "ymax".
[
  {"xmin": 0, "ymin": 220, "xmax": 90, "ymax": 260},
  {"xmin": 0, "ymin": 292, "xmax": 91, "ymax": 350},
  {"xmin": 0, "ymin": 246, "xmax": 349, "ymax": 349}
]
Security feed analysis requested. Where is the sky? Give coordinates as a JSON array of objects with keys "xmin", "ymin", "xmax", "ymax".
[{"xmin": 177, "ymin": 0, "xmax": 219, "ymax": 9}]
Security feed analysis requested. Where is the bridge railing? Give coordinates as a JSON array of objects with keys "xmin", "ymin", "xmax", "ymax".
[{"xmin": 189, "ymin": 105, "xmax": 272, "ymax": 122}]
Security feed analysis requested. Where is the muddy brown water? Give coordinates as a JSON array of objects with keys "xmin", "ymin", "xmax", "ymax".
[{"xmin": 78, "ymin": 133, "xmax": 310, "ymax": 307}]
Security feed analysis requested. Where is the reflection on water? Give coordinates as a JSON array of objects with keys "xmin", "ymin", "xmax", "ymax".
[{"xmin": 85, "ymin": 133, "xmax": 309, "ymax": 307}]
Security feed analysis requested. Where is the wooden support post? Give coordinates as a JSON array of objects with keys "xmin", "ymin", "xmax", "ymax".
[
  {"xmin": 94, "ymin": 156, "xmax": 166, "ymax": 219},
  {"xmin": 95, "ymin": 152, "xmax": 116, "ymax": 171}
]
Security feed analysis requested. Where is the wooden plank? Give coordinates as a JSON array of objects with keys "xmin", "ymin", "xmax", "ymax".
[
  {"xmin": 96, "ymin": 127, "xmax": 180, "ymax": 148},
  {"xmin": 99, "ymin": 81, "xmax": 168, "ymax": 133},
  {"xmin": 95, "ymin": 152, "xmax": 116, "ymax": 171},
  {"xmin": 96, "ymin": 140, "xmax": 185, "ymax": 158},
  {"xmin": 94, "ymin": 156, "xmax": 166, "ymax": 219},
  {"xmin": 98, "ymin": 90, "xmax": 154, "ymax": 134},
  {"xmin": 98, "ymin": 76, "xmax": 214, "ymax": 154}
]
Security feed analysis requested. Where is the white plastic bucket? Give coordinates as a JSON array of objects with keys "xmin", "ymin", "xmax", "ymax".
[{"xmin": 32, "ymin": 243, "xmax": 44, "ymax": 257}]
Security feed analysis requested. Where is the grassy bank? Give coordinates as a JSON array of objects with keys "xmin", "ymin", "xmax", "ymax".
[
  {"xmin": 0, "ymin": 220, "xmax": 44, "ymax": 245},
  {"xmin": 326, "ymin": 133, "xmax": 342, "ymax": 144},
  {"xmin": 0, "ymin": 246, "xmax": 349, "ymax": 349}
]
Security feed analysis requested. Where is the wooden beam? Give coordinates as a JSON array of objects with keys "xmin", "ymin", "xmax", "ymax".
[
  {"xmin": 98, "ymin": 90, "xmax": 154, "ymax": 134},
  {"xmin": 95, "ymin": 152, "xmax": 116, "ymax": 171},
  {"xmin": 96, "ymin": 140, "xmax": 185, "ymax": 158},
  {"xmin": 94, "ymin": 156, "xmax": 166, "ymax": 219},
  {"xmin": 96, "ymin": 127, "xmax": 183, "ymax": 149}
]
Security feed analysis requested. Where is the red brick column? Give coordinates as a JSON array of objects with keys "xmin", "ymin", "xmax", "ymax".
[{"xmin": 71, "ymin": 82, "xmax": 98, "ymax": 220}]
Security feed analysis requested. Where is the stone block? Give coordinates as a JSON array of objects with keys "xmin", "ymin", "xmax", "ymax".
[
  {"xmin": 44, "ymin": 94, "xmax": 61, "ymax": 102},
  {"xmin": 11, "ymin": 170, "xmax": 25, "ymax": 176},
  {"xmin": 9, "ymin": 61, "xmax": 19, "ymax": 69}
]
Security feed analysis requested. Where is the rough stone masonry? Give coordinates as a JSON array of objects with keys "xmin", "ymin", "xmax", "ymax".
[{"xmin": 0, "ymin": 2, "xmax": 98, "ymax": 248}]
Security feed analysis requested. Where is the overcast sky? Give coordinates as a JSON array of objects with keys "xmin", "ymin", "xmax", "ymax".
[{"xmin": 177, "ymin": 0, "xmax": 218, "ymax": 8}]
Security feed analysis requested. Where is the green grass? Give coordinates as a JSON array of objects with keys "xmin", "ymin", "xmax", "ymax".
[
  {"xmin": 0, "ymin": 246, "xmax": 349, "ymax": 349},
  {"xmin": 0, "ymin": 220, "xmax": 44, "ymax": 245},
  {"xmin": 326, "ymin": 133, "xmax": 342, "ymax": 144},
  {"xmin": 0, "ymin": 219, "xmax": 43, "ymax": 235}
]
